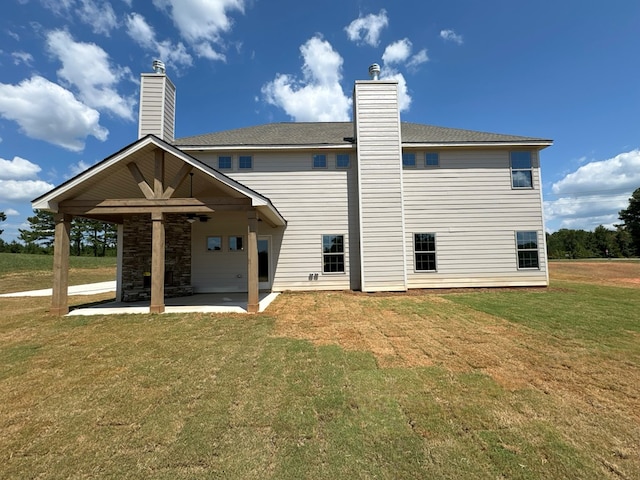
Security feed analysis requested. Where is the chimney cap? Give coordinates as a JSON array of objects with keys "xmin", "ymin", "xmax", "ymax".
[
  {"xmin": 368, "ymin": 63, "xmax": 381, "ymax": 80},
  {"xmin": 152, "ymin": 59, "xmax": 166, "ymax": 74}
]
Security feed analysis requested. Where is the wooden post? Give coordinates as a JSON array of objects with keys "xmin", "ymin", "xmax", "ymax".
[
  {"xmin": 150, "ymin": 211, "xmax": 165, "ymax": 313},
  {"xmin": 51, "ymin": 213, "xmax": 71, "ymax": 315},
  {"xmin": 247, "ymin": 210, "xmax": 259, "ymax": 314}
]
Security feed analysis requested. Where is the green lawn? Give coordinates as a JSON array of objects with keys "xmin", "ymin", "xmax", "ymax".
[{"xmin": 0, "ymin": 259, "xmax": 638, "ymax": 479}]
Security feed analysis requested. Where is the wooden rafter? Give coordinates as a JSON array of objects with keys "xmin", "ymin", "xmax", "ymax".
[
  {"xmin": 162, "ymin": 163, "xmax": 193, "ymax": 199},
  {"xmin": 127, "ymin": 162, "xmax": 154, "ymax": 199}
]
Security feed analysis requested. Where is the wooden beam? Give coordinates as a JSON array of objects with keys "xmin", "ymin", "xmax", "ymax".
[
  {"xmin": 59, "ymin": 197, "xmax": 251, "ymax": 216},
  {"xmin": 154, "ymin": 150, "xmax": 164, "ymax": 198},
  {"xmin": 150, "ymin": 211, "xmax": 165, "ymax": 314},
  {"xmin": 162, "ymin": 163, "xmax": 193, "ymax": 199},
  {"xmin": 247, "ymin": 210, "xmax": 259, "ymax": 314},
  {"xmin": 127, "ymin": 162, "xmax": 154, "ymax": 199},
  {"xmin": 51, "ymin": 214, "xmax": 71, "ymax": 316}
]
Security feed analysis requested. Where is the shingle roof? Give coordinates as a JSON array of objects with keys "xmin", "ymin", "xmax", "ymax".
[{"xmin": 174, "ymin": 122, "xmax": 551, "ymax": 147}]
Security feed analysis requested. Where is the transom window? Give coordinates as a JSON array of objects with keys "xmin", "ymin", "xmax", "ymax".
[
  {"xmin": 426, "ymin": 152, "xmax": 440, "ymax": 167},
  {"xmin": 313, "ymin": 154, "xmax": 327, "ymax": 169},
  {"xmin": 239, "ymin": 155, "xmax": 252, "ymax": 169},
  {"xmin": 414, "ymin": 233, "xmax": 437, "ymax": 271},
  {"xmin": 218, "ymin": 156, "xmax": 232, "ymax": 170},
  {"xmin": 402, "ymin": 153, "xmax": 416, "ymax": 168},
  {"xmin": 336, "ymin": 154, "xmax": 350, "ymax": 168},
  {"xmin": 322, "ymin": 234, "xmax": 345, "ymax": 273},
  {"xmin": 516, "ymin": 231, "xmax": 539, "ymax": 268},
  {"xmin": 511, "ymin": 151, "xmax": 533, "ymax": 188}
]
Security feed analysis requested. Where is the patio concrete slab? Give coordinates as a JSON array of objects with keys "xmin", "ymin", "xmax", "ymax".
[{"xmin": 67, "ymin": 292, "xmax": 280, "ymax": 315}]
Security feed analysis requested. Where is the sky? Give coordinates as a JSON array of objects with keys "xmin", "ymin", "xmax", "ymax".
[{"xmin": 1, "ymin": 0, "xmax": 639, "ymax": 242}]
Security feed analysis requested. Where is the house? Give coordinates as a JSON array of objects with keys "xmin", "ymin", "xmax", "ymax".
[{"xmin": 33, "ymin": 62, "xmax": 552, "ymax": 315}]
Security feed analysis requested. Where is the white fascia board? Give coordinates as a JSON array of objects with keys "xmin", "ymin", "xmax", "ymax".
[
  {"xmin": 32, "ymin": 136, "xmax": 162, "ymax": 210},
  {"xmin": 178, "ymin": 144, "xmax": 356, "ymax": 152},
  {"xmin": 403, "ymin": 141, "xmax": 554, "ymax": 149}
]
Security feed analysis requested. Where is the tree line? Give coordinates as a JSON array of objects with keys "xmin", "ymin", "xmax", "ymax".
[
  {"xmin": 1, "ymin": 187, "xmax": 639, "ymax": 258},
  {"xmin": 0, "ymin": 210, "xmax": 117, "ymax": 256}
]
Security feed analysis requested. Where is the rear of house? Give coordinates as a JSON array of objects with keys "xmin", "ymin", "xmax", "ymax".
[{"xmin": 33, "ymin": 63, "xmax": 552, "ymax": 314}]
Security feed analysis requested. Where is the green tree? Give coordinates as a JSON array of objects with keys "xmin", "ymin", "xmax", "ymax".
[
  {"xmin": 618, "ymin": 187, "xmax": 640, "ymax": 256},
  {"xmin": 0, "ymin": 211, "xmax": 6, "ymax": 236},
  {"xmin": 18, "ymin": 210, "xmax": 55, "ymax": 250}
]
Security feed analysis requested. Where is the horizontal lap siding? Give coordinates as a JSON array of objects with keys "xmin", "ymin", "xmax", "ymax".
[
  {"xmin": 355, "ymin": 81, "xmax": 407, "ymax": 291},
  {"xmin": 196, "ymin": 151, "xmax": 356, "ymax": 291},
  {"xmin": 403, "ymin": 149, "xmax": 547, "ymax": 288},
  {"xmin": 403, "ymin": 150, "xmax": 547, "ymax": 288},
  {"xmin": 139, "ymin": 75, "xmax": 175, "ymax": 142}
]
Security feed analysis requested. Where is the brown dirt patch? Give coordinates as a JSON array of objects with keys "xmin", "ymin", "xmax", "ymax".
[
  {"xmin": 549, "ymin": 260, "xmax": 640, "ymax": 287},
  {"xmin": 269, "ymin": 262, "xmax": 640, "ymax": 424}
]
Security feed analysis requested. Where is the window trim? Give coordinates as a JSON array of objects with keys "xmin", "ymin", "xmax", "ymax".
[
  {"xmin": 510, "ymin": 151, "xmax": 534, "ymax": 189},
  {"xmin": 515, "ymin": 231, "xmax": 540, "ymax": 269},
  {"xmin": 414, "ymin": 232, "xmax": 437, "ymax": 272},
  {"xmin": 322, "ymin": 234, "xmax": 345, "ymax": 274},
  {"xmin": 313, "ymin": 154, "xmax": 327, "ymax": 169},
  {"xmin": 238, "ymin": 155, "xmax": 253, "ymax": 170}
]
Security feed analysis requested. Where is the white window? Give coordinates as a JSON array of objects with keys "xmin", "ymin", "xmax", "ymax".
[
  {"xmin": 207, "ymin": 236, "xmax": 222, "ymax": 251},
  {"xmin": 218, "ymin": 156, "xmax": 232, "ymax": 170},
  {"xmin": 322, "ymin": 235, "xmax": 345, "ymax": 273},
  {"xmin": 426, "ymin": 152, "xmax": 439, "ymax": 167},
  {"xmin": 516, "ymin": 231, "xmax": 539, "ymax": 268},
  {"xmin": 402, "ymin": 153, "xmax": 416, "ymax": 168},
  {"xmin": 239, "ymin": 155, "xmax": 252, "ymax": 169},
  {"xmin": 511, "ymin": 151, "xmax": 533, "ymax": 188},
  {"xmin": 336, "ymin": 154, "xmax": 350, "ymax": 168},
  {"xmin": 313, "ymin": 154, "xmax": 327, "ymax": 169},
  {"xmin": 229, "ymin": 236, "xmax": 244, "ymax": 251},
  {"xmin": 414, "ymin": 233, "xmax": 437, "ymax": 271}
]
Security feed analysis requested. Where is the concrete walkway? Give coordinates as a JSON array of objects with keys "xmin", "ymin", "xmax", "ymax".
[
  {"xmin": 0, "ymin": 281, "xmax": 279, "ymax": 315},
  {"xmin": 0, "ymin": 281, "xmax": 116, "ymax": 297}
]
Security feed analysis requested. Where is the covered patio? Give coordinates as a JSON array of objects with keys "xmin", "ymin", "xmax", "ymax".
[{"xmin": 32, "ymin": 135, "xmax": 286, "ymax": 316}]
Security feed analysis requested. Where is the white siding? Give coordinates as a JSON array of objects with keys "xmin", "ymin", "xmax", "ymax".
[
  {"xmin": 191, "ymin": 151, "xmax": 358, "ymax": 292},
  {"xmin": 354, "ymin": 81, "xmax": 407, "ymax": 291},
  {"xmin": 139, "ymin": 74, "xmax": 175, "ymax": 142},
  {"xmin": 403, "ymin": 149, "xmax": 548, "ymax": 288}
]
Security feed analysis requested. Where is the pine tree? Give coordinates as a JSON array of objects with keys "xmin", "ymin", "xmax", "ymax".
[
  {"xmin": 0, "ymin": 211, "xmax": 6, "ymax": 237},
  {"xmin": 19, "ymin": 210, "xmax": 55, "ymax": 248}
]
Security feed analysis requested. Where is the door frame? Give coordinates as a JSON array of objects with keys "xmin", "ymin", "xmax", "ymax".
[{"xmin": 258, "ymin": 235, "xmax": 272, "ymax": 290}]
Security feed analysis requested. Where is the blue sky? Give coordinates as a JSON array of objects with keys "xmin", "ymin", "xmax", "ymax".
[{"xmin": 1, "ymin": 0, "xmax": 639, "ymax": 242}]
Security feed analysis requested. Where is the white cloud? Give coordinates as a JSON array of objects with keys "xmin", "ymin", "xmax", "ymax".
[
  {"xmin": 545, "ymin": 149, "xmax": 640, "ymax": 231},
  {"xmin": 0, "ymin": 156, "xmax": 42, "ymax": 180},
  {"xmin": 382, "ymin": 39, "xmax": 412, "ymax": 65},
  {"xmin": 261, "ymin": 36, "xmax": 351, "ymax": 122},
  {"xmin": 0, "ymin": 180, "xmax": 55, "ymax": 202},
  {"xmin": 12, "ymin": 51, "xmax": 34, "ymax": 66},
  {"xmin": 4, "ymin": 208, "xmax": 20, "ymax": 216},
  {"xmin": 345, "ymin": 9, "xmax": 389, "ymax": 47},
  {"xmin": 68, "ymin": 159, "xmax": 93, "ymax": 177},
  {"xmin": 407, "ymin": 49, "xmax": 429, "ymax": 69},
  {"xmin": 126, "ymin": 13, "xmax": 193, "ymax": 69},
  {"xmin": 379, "ymin": 67, "xmax": 412, "ymax": 112},
  {"xmin": 41, "ymin": 0, "xmax": 118, "ymax": 35},
  {"xmin": 78, "ymin": 0, "xmax": 118, "ymax": 35},
  {"xmin": 440, "ymin": 29, "xmax": 463, "ymax": 45},
  {"xmin": 47, "ymin": 30, "xmax": 135, "ymax": 120},
  {"xmin": 7, "ymin": 30, "xmax": 20, "ymax": 41},
  {"xmin": 152, "ymin": 0, "xmax": 244, "ymax": 61},
  {"xmin": 0, "ymin": 76, "xmax": 108, "ymax": 152}
]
